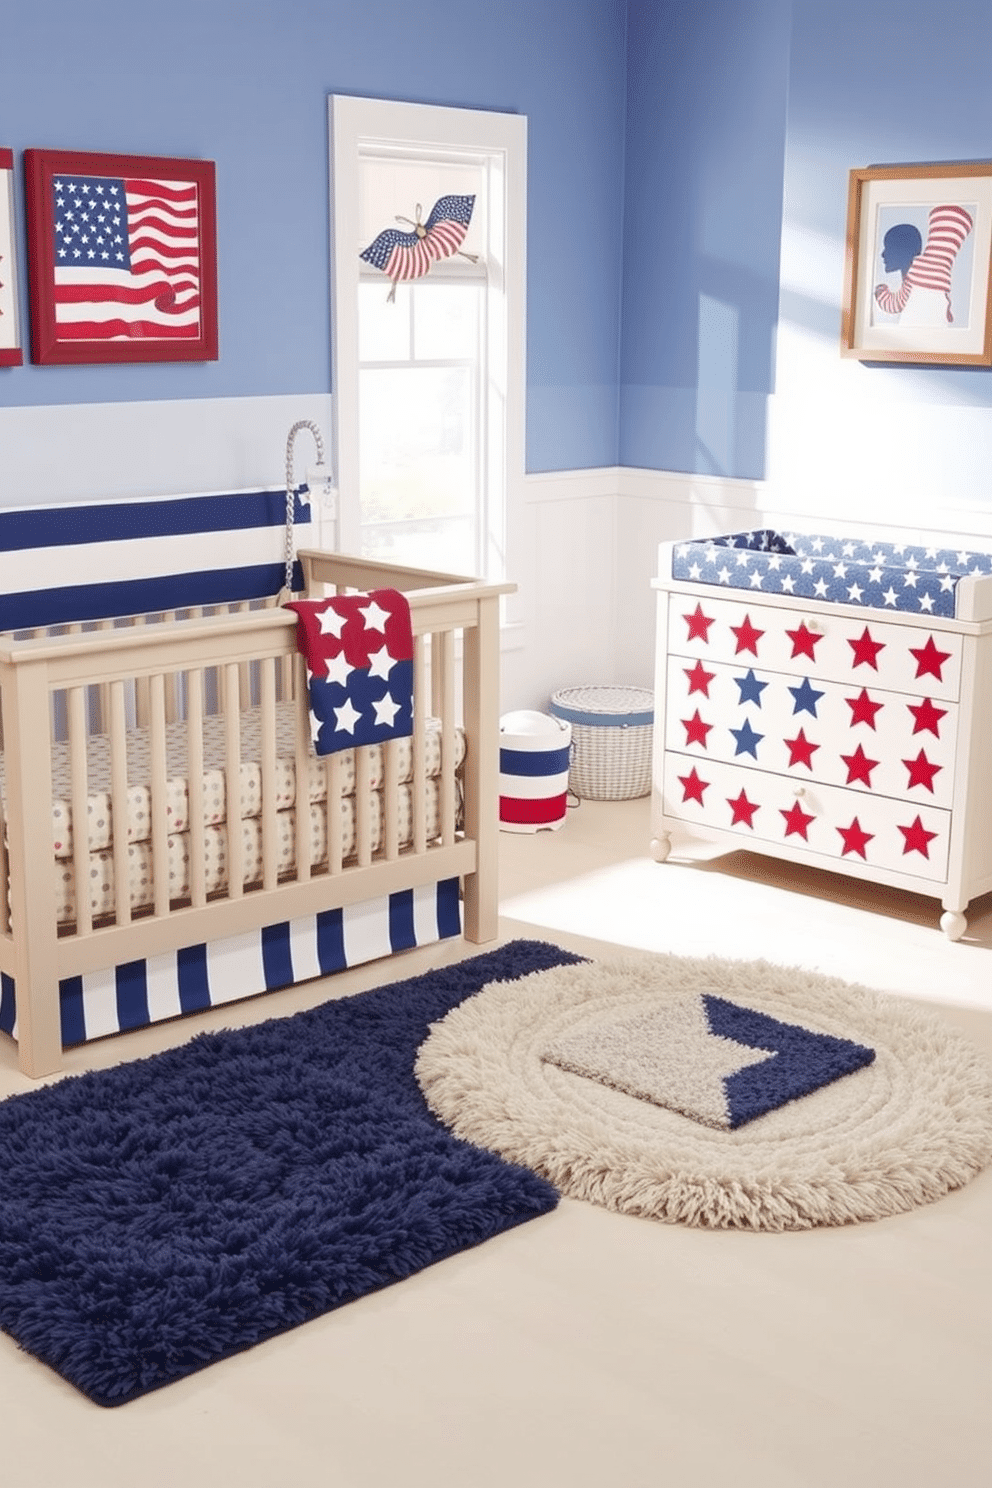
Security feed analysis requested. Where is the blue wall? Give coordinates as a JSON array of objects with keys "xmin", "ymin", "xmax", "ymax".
[
  {"xmin": 619, "ymin": 0, "xmax": 791, "ymax": 479},
  {"xmin": 7, "ymin": 0, "xmax": 992, "ymax": 505},
  {"xmin": 0, "ymin": 0, "xmax": 627, "ymax": 472},
  {"xmin": 767, "ymin": 0, "xmax": 992, "ymax": 521}
]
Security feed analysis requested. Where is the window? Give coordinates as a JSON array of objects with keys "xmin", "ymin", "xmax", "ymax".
[{"xmin": 330, "ymin": 96, "xmax": 526, "ymax": 580}]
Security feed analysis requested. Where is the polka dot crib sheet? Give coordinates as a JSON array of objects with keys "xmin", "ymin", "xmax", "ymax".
[
  {"xmin": 33, "ymin": 701, "xmax": 463, "ymax": 859},
  {"xmin": 0, "ymin": 701, "xmax": 463, "ymax": 925},
  {"xmin": 53, "ymin": 779, "xmax": 444, "ymax": 926}
]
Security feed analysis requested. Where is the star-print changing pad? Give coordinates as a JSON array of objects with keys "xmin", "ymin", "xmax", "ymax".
[{"xmin": 670, "ymin": 530, "xmax": 992, "ymax": 620}]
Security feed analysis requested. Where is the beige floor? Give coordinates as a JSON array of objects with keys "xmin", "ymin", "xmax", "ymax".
[{"xmin": 1, "ymin": 798, "xmax": 990, "ymax": 1488}]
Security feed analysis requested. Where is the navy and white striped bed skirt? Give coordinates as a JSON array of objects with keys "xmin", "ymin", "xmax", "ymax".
[{"xmin": 0, "ymin": 879, "xmax": 461, "ymax": 1048}]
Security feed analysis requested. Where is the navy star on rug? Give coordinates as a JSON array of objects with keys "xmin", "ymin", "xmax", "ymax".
[{"xmin": 542, "ymin": 991, "xmax": 875, "ymax": 1130}]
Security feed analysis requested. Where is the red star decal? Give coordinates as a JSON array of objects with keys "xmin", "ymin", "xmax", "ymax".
[
  {"xmin": 785, "ymin": 623, "xmax": 823, "ymax": 661},
  {"xmin": 903, "ymin": 750, "xmax": 942, "ymax": 793},
  {"xmin": 783, "ymin": 728, "xmax": 819, "ymax": 770},
  {"xmin": 840, "ymin": 743, "xmax": 879, "ymax": 787},
  {"xmin": 781, "ymin": 800, "xmax": 816, "ymax": 840},
  {"xmin": 837, "ymin": 816, "xmax": 874, "ymax": 859},
  {"xmin": 677, "ymin": 767, "xmax": 709, "ymax": 805},
  {"xmin": 844, "ymin": 688, "xmax": 884, "ymax": 730},
  {"xmin": 907, "ymin": 697, "xmax": 946, "ymax": 737},
  {"xmin": 684, "ymin": 660, "xmax": 716, "ymax": 697},
  {"xmin": 727, "ymin": 789, "xmax": 759, "ymax": 827},
  {"xmin": 684, "ymin": 603, "xmax": 715, "ymax": 643},
  {"xmin": 730, "ymin": 613, "xmax": 764, "ymax": 656},
  {"xmin": 681, "ymin": 710, "xmax": 712, "ymax": 748},
  {"xmin": 847, "ymin": 626, "xmax": 885, "ymax": 670},
  {"xmin": 909, "ymin": 636, "xmax": 952, "ymax": 681},
  {"xmin": 898, "ymin": 815, "xmax": 938, "ymax": 859}
]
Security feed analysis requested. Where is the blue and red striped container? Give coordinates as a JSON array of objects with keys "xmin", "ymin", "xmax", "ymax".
[{"xmin": 499, "ymin": 710, "xmax": 572, "ymax": 833}]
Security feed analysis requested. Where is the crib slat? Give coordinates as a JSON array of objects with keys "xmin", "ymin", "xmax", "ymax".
[
  {"xmin": 132, "ymin": 614, "xmax": 150, "ymax": 728},
  {"xmin": 260, "ymin": 658, "xmax": 279, "ymax": 891},
  {"xmin": 162, "ymin": 615, "xmax": 180, "ymax": 723},
  {"xmin": 149, "ymin": 674, "xmax": 171, "ymax": 918},
  {"xmin": 437, "ymin": 629, "xmax": 457, "ymax": 846},
  {"xmin": 293, "ymin": 652, "xmax": 312, "ymax": 881},
  {"xmin": 0, "ymin": 779, "xmax": 8, "ymax": 934},
  {"xmin": 109, "ymin": 680, "xmax": 132, "ymax": 927},
  {"xmin": 355, "ymin": 747, "xmax": 372, "ymax": 867},
  {"xmin": 96, "ymin": 618, "xmax": 114, "ymax": 734},
  {"xmin": 224, "ymin": 663, "xmax": 244, "ymax": 899},
  {"xmin": 237, "ymin": 601, "xmax": 253, "ymax": 709},
  {"xmin": 326, "ymin": 752, "xmax": 343, "ymax": 875},
  {"xmin": 187, "ymin": 668, "xmax": 207, "ymax": 908},
  {"xmin": 383, "ymin": 739, "xmax": 401, "ymax": 860},
  {"xmin": 412, "ymin": 633, "xmax": 428, "ymax": 855},
  {"xmin": 67, "ymin": 685, "xmax": 93, "ymax": 937}
]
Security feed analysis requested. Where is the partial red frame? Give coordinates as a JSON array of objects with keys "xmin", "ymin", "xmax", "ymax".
[
  {"xmin": 24, "ymin": 147, "xmax": 218, "ymax": 365},
  {"xmin": 1, "ymin": 146, "xmax": 23, "ymax": 367}
]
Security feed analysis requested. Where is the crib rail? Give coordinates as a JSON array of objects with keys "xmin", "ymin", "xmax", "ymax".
[{"xmin": 0, "ymin": 554, "xmax": 511, "ymax": 1076}]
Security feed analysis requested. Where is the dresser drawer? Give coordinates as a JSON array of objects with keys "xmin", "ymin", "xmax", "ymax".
[
  {"xmin": 663, "ymin": 655, "xmax": 958, "ymax": 809},
  {"xmin": 668, "ymin": 593, "xmax": 963, "ymax": 700},
  {"xmin": 660, "ymin": 752, "xmax": 952, "ymax": 883}
]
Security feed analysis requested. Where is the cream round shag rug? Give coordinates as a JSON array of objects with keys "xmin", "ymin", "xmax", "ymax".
[{"xmin": 414, "ymin": 952, "xmax": 992, "ymax": 1231}]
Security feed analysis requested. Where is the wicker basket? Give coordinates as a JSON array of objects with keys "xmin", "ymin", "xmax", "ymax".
[{"xmin": 548, "ymin": 685, "xmax": 654, "ymax": 801}]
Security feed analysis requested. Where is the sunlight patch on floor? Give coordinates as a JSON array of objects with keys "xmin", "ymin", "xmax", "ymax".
[{"xmin": 500, "ymin": 854, "xmax": 992, "ymax": 1012}]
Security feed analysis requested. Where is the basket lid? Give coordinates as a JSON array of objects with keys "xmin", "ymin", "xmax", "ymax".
[
  {"xmin": 549, "ymin": 685, "xmax": 654, "ymax": 727},
  {"xmin": 500, "ymin": 709, "xmax": 571, "ymax": 740}
]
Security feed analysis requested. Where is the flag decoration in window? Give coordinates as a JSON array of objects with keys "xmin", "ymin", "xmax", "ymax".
[
  {"xmin": 360, "ymin": 194, "xmax": 477, "ymax": 301},
  {"xmin": 23, "ymin": 148, "xmax": 218, "ymax": 364}
]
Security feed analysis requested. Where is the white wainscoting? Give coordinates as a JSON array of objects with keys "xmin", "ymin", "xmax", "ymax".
[
  {"xmin": 513, "ymin": 466, "xmax": 992, "ymax": 709},
  {"xmin": 2, "ymin": 396, "xmax": 989, "ymax": 717}
]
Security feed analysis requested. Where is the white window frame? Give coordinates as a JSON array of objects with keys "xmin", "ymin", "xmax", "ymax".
[{"xmin": 329, "ymin": 94, "xmax": 526, "ymax": 581}]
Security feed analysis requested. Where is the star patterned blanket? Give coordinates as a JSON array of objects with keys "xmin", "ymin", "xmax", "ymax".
[
  {"xmin": 285, "ymin": 589, "xmax": 414, "ymax": 755},
  {"xmin": 671, "ymin": 530, "xmax": 992, "ymax": 619}
]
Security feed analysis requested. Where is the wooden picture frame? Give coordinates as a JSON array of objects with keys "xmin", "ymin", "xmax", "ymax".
[
  {"xmin": 0, "ymin": 147, "xmax": 23, "ymax": 367},
  {"xmin": 841, "ymin": 161, "xmax": 992, "ymax": 365},
  {"xmin": 23, "ymin": 147, "xmax": 218, "ymax": 365}
]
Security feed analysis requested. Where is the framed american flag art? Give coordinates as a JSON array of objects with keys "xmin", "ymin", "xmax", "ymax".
[
  {"xmin": 23, "ymin": 148, "xmax": 218, "ymax": 364},
  {"xmin": 0, "ymin": 147, "xmax": 23, "ymax": 367}
]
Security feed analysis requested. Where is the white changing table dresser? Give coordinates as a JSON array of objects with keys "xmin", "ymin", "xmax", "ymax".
[{"xmin": 651, "ymin": 530, "xmax": 992, "ymax": 937}]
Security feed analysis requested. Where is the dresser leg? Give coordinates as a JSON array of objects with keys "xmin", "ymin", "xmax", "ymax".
[
  {"xmin": 939, "ymin": 909, "xmax": 967, "ymax": 941},
  {"xmin": 650, "ymin": 833, "xmax": 672, "ymax": 863}
]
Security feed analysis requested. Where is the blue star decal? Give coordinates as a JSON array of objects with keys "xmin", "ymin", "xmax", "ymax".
[
  {"xmin": 733, "ymin": 668, "xmax": 768, "ymax": 708},
  {"xmin": 788, "ymin": 677, "xmax": 824, "ymax": 717},
  {"xmin": 730, "ymin": 717, "xmax": 764, "ymax": 758}
]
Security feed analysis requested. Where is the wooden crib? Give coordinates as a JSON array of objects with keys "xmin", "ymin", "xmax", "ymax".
[{"xmin": 0, "ymin": 545, "xmax": 510, "ymax": 1078}]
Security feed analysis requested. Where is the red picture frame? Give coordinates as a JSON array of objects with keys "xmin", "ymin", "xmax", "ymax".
[
  {"xmin": 1, "ymin": 146, "xmax": 23, "ymax": 367},
  {"xmin": 24, "ymin": 147, "xmax": 218, "ymax": 365}
]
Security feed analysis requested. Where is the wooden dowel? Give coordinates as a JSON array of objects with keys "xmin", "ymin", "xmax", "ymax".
[
  {"xmin": 187, "ymin": 669, "xmax": 206, "ymax": 908},
  {"xmin": 224, "ymin": 663, "xmax": 244, "ymax": 898},
  {"xmin": 67, "ymin": 685, "xmax": 92, "ymax": 936},
  {"xmin": 260, "ymin": 658, "xmax": 278, "ymax": 891},
  {"xmin": 109, "ymin": 680, "xmax": 132, "ymax": 927},
  {"xmin": 149, "ymin": 673, "xmax": 170, "ymax": 917}
]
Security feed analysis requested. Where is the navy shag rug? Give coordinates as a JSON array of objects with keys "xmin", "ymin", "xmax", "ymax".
[{"xmin": 0, "ymin": 940, "xmax": 580, "ymax": 1407}]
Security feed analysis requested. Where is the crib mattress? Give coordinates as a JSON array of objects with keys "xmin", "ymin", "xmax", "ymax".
[
  {"xmin": 53, "ymin": 779, "xmax": 445, "ymax": 926},
  {"xmin": 0, "ymin": 702, "xmax": 463, "ymax": 861}
]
